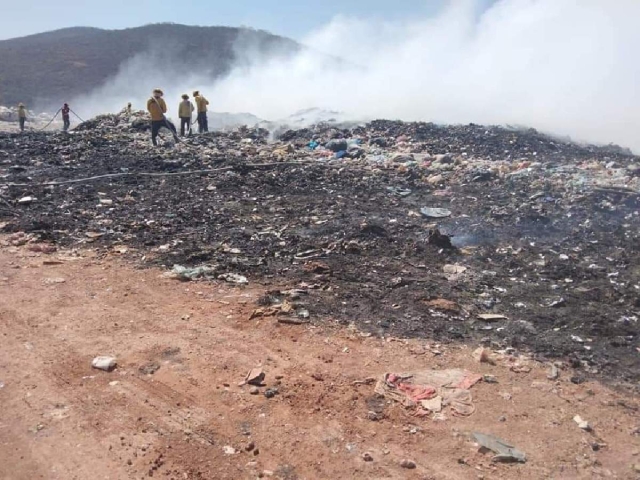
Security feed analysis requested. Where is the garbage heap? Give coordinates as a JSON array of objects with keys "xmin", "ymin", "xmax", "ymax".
[{"xmin": 1, "ymin": 117, "xmax": 639, "ymax": 384}]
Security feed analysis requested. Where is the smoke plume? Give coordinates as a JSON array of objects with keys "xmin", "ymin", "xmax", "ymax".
[{"xmin": 75, "ymin": 0, "xmax": 640, "ymax": 151}]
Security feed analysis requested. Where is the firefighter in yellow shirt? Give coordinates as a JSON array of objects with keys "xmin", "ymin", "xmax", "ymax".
[
  {"xmin": 178, "ymin": 94, "xmax": 194, "ymax": 136},
  {"xmin": 193, "ymin": 90, "xmax": 209, "ymax": 133},
  {"xmin": 18, "ymin": 103, "xmax": 27, "ymax": 132},
  {"xmin": 146, "ymin": 88, "xmax": 178, "ymax": 145}
]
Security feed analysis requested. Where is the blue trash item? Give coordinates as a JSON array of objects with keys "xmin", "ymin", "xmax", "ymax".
[
  {"xmin": 335, "ymin": 150, "xmax": 347, "ymax": 159},
  {"xmin": 308, "ymin": 141, "xmax": 319, "ymax": 150}
]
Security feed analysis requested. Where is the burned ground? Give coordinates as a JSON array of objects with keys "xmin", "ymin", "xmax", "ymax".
[{"xmin": 1, "ymin": 118, "xmax": 639, "ymax": 384}]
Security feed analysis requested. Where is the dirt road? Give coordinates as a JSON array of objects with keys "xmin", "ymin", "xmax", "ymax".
[{"xmin": 0, "ymin": 243, "xmax": 638, "ymax": 479}]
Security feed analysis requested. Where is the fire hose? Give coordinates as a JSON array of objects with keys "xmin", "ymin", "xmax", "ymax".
[{"xmin": 38, "ymin": 108, "xmax": 61, "ymax": 131}]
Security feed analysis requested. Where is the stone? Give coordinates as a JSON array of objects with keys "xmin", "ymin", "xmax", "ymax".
[
  {"xmin": 400, "ymin": 459, "xmax": 416, "ymax": 469},
  {"xmin": 362, "ymin": 452, "xmax": 373, "ymax": 462},
  {"xmin": 245, "ymin": 367, "xmax": 265, "ymax": 386},
  {"xmin": 264, "ymin": 388, "xmax": 278, "ymax": 398},
  {"xmin": 92, "ymin": 356, "xmax": 117, "ymax": 372},
  {"xmin": 249, "ymin": 386, "xmax": 260, "ymax": 395}
]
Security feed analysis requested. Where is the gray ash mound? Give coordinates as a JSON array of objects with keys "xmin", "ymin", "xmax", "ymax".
[{"xmin": 1, "ymin": 116, "xmax": 639, "ymax": 384}]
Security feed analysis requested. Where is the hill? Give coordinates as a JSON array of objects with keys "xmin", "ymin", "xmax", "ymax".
[{"xmin": 0, "ymin": 24, "xmax": 301, "ymax": 108}]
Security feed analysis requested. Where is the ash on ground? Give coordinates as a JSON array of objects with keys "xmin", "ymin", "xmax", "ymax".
[{"xmin": 1, "ymin": 113, "xmax": 639, "ymax": 383}]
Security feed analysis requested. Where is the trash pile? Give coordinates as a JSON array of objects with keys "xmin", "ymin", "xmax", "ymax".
[{"xmin": 0, "ymin": 116, "xmax": 638, "ymax": 382}]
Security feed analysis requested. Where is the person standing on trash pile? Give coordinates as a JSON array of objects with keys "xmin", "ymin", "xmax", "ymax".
[
  {"xmin": 178, "ymin": 94, "xmax": 194, "ymax": 137},
  {"xmin": 61, "ymin": 103, "xmax": 71, "ymax": 131},
  {"xmin": 17, "ymin": 103, "xmax": 27, "ymax": 132},
  {"xmin": 146, "ymin": 88, "xmax": 178, "ymax": 146},
  {"xmin": 193, "ymin": 90, "xmax": 209, "ymax": 133}
]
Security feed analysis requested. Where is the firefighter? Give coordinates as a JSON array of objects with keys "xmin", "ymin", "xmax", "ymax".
[
  {"xmin": 146, "ymin": 89, "xmax": 178, "ymax": 145},
  {"xmin": 62, "ymin": 103, "xmax": 71, "ymax": 131},
  {"xmin": 193, "ymin": 90, "xmax": 209, "ymax": 133},
  {"xmin": 178, "ymin": 94, "xmax": 194, "ymax": 136},
  {"xmin": 17, "ymin": 103, "xmax": 27, "ymax": 132}
]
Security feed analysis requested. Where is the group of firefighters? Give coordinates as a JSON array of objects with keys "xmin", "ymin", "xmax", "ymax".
[
  {"xmin": 145, "ymin": 88, "xmax": 209, "ymax": 146},
  {"xmin": 15, "ymin": 88, "xmax": 209, "ymax": 146},
  {"xmin": 16, "ymin": 102, "xmax": 72, "ymax": 133}
]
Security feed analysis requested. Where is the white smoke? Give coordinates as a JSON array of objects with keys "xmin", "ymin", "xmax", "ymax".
[{"xmin": 76, "ymin": 0, "xmax": 640, "ymax": 151}]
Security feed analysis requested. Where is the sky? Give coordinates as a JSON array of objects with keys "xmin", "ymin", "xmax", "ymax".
[{"xmin": 0, "ymin": 0, "xmax": 463, "ymax": 40}]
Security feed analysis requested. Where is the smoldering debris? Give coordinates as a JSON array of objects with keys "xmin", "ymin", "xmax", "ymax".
[{"xmin": 0, "ymin": 114, "xmax": 639, "ymax": 383}]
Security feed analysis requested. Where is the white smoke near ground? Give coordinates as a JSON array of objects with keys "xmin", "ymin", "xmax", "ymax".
[{"xmin": 76, "ymin": 0, "xmax": 640, "ymax": 151}]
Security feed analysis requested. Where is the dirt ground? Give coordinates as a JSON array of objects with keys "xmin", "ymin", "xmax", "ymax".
[{"xmin": 1, "ymin": 243, "xmax": 639, "ymax": 480}]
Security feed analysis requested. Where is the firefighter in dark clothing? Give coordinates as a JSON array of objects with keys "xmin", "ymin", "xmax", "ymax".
[{"xmin": 62, "ymin": 103, "xmax": 71, "ymax": 131}]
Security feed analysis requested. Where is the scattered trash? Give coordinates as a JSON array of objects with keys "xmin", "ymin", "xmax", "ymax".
[
  {"xmin": 92, "ymin": 356, "xmax": 117, "ymax": 372},
  {"xmin": 386, "ymin": 186, "xmax": 412, "ymax": 197},
  {"xmin": 375, "ymin": 369, "xmax": 483, "ymax": 417},
  {"xmin": 547, "ymin": 365, "xmax": 559, "ymax": 380},
  {"xmin": 170, "ymin": 264, "xmax": 216, "ymax": 281},
  {"xmin": 325, "ymin": 139, "xmax": 348, "ymax": 152},
  {"xmin": 420, "ymin": 207, "xmax": 452, "ymax": 218},
  {"xmin": 223, "ymin": 446, "xmax": 237, "ymax": 455},
  {"xmin": 477, "ymin": 314, "xmax": 508, "ymax": 322},
  {"xmin": 472, "ymin": 432, "xmax": 527, "ymax": 463},
  {"xmin": 573, "ymin": 415, "xmax": 592, "ymax": 431},
  {"xmin": 3, "ymin": 114, "xmax": 639, "ymax": 387},
  {"xmin": 218, "ymin": 273, "xmax": 248, "ymax": 284},
  {"xmin": 547, "ymin": 298, "xmax": 567, "ymax": 308},
  {"xmin": 18, "ymin": 196, "xmax": 36, "ymax": 204},
  {"xmin": 443, "ymin": 264, "xmax": 467, "ymax": 274}
]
